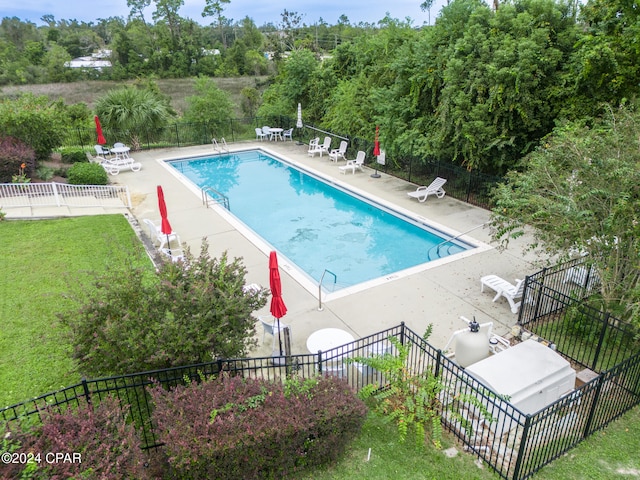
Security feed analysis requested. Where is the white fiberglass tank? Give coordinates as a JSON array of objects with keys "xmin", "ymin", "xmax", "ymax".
[{"xmin": 465, "ymin": 339, "xmax": 576, "ymax": 415}]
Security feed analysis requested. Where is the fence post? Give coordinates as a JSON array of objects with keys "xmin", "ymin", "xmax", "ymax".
[
  {"xmin": 400, "ymin": 321, "xmax": 406, "ymax": 346},
  {"xmin": 591, "ymin": 312, "xmax": 611, "ymax": 371},
  {"xmin": 81, "ymin": 378, "xmax": 92, "ymax": 406},
  {"xmin": 466, "ymin": 170, "xmax": 473, "ymax": 204},
  {"xmin": 435, "ymin": 349, "xmax": 442, "ymax": 378},
  {"xmin": 512, "ymin": 415, "xmax": 532, "ymax": 480},
  {"xmin": 317, "ymin": 350, "xmax": 323, "ymax": 374},
  {"xmin": 583, "ymin": 374, "xmax": 605, "ymax": 438},
  {"xmin": 51, "ymin": 182, "xmax": 61, "ymax": 207}
]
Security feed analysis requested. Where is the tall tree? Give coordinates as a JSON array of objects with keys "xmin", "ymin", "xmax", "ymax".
[
  {"xmin": 490, "ymin": 104, "xmax": 640, "ymax": 324},
  {"xmin": 202, "ymin": 0, "xmax": 231, "ymax": 48}
]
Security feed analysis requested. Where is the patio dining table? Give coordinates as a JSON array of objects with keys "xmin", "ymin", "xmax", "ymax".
[
  {"xmin": 110, "ymin": 146, "xmax": 131, "ymax": 159},
  {"xmin": 268, "ymin": 127, "xmax": 284, "ymax": 141},
  {"xmin": 306, "ymin": 328, "xmax": 355, "ymax": 354}
]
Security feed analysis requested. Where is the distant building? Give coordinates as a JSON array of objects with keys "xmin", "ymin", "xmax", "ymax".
[{"xmin": 65, "ymin": 49, "xmax": 112, "ymax": 70}]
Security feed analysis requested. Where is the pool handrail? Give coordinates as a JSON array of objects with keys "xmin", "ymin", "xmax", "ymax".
[{"xmin": 318, "ymin": 269, "xmax": 337, "ymax": 311}]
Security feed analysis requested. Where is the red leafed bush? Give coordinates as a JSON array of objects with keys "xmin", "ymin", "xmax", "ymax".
[
  {"xmin": 0, "ymin": 136, "xmax": 36, "ymax": 183},
  {"xmin": 0, "ymin": 396, "xmax": 154, "ymax": 480},
  {"xmin": 149, "ymin": 374, "xmax": 368, "ymax": 479}
]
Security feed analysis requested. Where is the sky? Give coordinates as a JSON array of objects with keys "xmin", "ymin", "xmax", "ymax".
[{"xmin": 0, "ymin": 0, "xmax": 447, "ymax": 27}]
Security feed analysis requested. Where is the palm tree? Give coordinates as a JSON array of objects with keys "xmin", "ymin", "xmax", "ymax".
[{"xmin": 95, "ymin": 87, "xmax": 174, "ymax": 149}]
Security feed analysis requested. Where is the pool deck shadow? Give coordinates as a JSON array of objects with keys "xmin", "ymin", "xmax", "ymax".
[{"xmin": 11, "ymin": 141, "xmax": 541, "ymax": 358}]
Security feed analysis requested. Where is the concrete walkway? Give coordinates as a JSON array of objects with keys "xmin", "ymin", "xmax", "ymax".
[{"xmin": 6, "ymin": 141, "xmax": 539, "ymax": 358}]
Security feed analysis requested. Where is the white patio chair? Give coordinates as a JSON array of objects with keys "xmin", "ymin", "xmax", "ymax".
[
  {"xmin": 338, "ymin": 151, "xmax": 366, "ymax": 174},
  {"xmin": 480, "ymin": 275, "xmax": 525, "ymax": 313},
  {"xmin": 407, "ymin": 177, "xmax": 447, "ymax": 203},
  {"xmin": 143, "ymin": 218, "xmax": 180, "ymax": 250},
  {"xmin": 258, "ymin": 315, "xmax": 289, "ymax": 344},
  {"xmin": 282, "ymin": 128, "xmax": 294, "ymax": 141},
  {"xmin": 255, "ymin": 128, "xmax": 268, "ymax": 141},
  {"xmin": 329, "ymin": 140, "xmax": 348, "ymax": 162},
  {"xmin": 307, "ymin": 137, "xmax": 320, "ymax": 156}
]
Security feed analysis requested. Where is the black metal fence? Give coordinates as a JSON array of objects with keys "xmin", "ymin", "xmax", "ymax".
[
  {"xmin": 518, "ymin": 258, "xmax": 639, "ymax": 372},
  {"xmin": 2, "ymin": 304, "xmax": 639, "ymax": 479},
  {"xmin": 67, "ymin": 117, "xmax": 502, "ymax": 209}
]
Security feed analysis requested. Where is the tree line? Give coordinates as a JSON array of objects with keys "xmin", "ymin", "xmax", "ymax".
[{"xmin": 0, "ymin": 4, "xmax": 372, "ymax": 84}]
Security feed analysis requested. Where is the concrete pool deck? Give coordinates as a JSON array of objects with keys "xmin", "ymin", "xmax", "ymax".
[{"xmin": 9, "ymin": 141, "xmax": 540, "ymax": 358}]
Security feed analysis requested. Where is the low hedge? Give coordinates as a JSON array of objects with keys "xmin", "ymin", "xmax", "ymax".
[
  {"xmin": 66, "ymin": 162, "xmax": 108, "ymax": 185},
  {"xmin": 1, "ymin": 397, "xmax": 154, "ymax": 479},
  {"xmin": 149, "ymin": 374, "xmax": 368, "ymax": 479},
  {"xmin": 57, "ymin": 146, "xmax": 90, "ymax": 164}
]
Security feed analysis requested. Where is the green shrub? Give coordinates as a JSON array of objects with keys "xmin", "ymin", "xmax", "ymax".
[
  {"xmin": 59, "ymin": 240, "xmax": 267, "ymax": 377},
  {"xmin": 66, "ymin": 162, "xmax": 108, "ymax": 185},
  {"xmin": 58, "ymin": 146, "xmax": 89, "ymax": 164},
  {"xmin": 0, "ymin": 94, "xmax": 67, "ymax": 160},
  {"xmin": 149, "ymin": 374, "xmax": 367, "ymax": 479},
  {"xmin": 35, "ymin": 165, "xmax": 55, "ymax": 181},
  {"xmin": 1, "ymin": 397, "xmax": 153, "ymax": 479},
  {"xmin": 0, "ymin": 136, "xmax": 36, "ymax": 183}
]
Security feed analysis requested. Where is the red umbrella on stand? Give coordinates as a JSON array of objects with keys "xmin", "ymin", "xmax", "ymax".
[
  {"xmin": 373, "ymin": 125, "xmax": 380, "ymax": 156},
  {"xmin": 94, "ymin": 115, "xmax": 106, "ymax": 145},
  {"xmin": 157, "ymin": 185, "xmax": 173, "ymax": 254},
  {"xmin": 371, "ymin": 125, "xmax": 382, "ymax": 178},
  {"xmin": 269, "ymin": 251, "xmax": 288, "ymax": 358}
]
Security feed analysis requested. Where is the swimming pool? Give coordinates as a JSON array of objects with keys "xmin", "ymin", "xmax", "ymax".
[{"xmin": 167, "ymin": 149, "xmax": 475, "ymax": 292}]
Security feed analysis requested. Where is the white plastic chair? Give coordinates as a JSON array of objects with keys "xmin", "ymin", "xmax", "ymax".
[
  {"xmin": 307, "ymin": 137, "xmax": 320, "ymax": 156},
  {"xmin": 143, "ymin": 218, "xmax": 180, "ymax": 250},
  {"xmin": 282, "ymin": 128, "xmax": 294, "ymax": 141},
  {"xmin": 329, "ymin": 141, "xmax": 348, "ymax": 162},
  {"xmin": 255, "ymin": 128, "xmax": 268, "ymax": 141},
  {"xmin": 338, "ymin": 151, "xmax": 366, "ymax": 174},
  {"xmin": 407, "ymin": 177, "xmax": 447, "ymax": 203},
  {"xmin": 258, "ymin": 315, "xmax": 289, "ymax": 344},
  {"xmin": 480, "ymin": 275, "xmax": 525, "ymax": 313}
]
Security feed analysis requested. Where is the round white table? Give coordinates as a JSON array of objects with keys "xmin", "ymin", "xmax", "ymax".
[
  {"xmin": 306, "ymin": 328, "xmax": 355, "ymax": 354},
  {"xmin": 110, "ymin": 146, "xmax": 131, "ymax": 159},
  {"xmin": 269, "ymin": 127, "xmax": 283, "ymax": 141}
]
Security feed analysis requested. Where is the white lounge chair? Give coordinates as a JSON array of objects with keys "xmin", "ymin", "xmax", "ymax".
[
  {"xmin": 160, "ymin": 247, "xmax": 185, "ymax": 263},
  {"xmin": 308, "ymin": 136, "xmax": 331, "ymax": 157},
  {"xmin": 100, "ymin": 156, "xmax": 141, "ymax": 175},
  {"xmin": 329, "ymin": 140, "xmax": 348, "ymax": 162},
  {"xmin": 407, "ymin": 177, "xmax": 447, "ymax": 202},
  {"xmin": 317, "ymin": 136, "xmax": 332, "ymax": 157},
  {"xmin": 307, "ymin": 137, "xmax": 320, "ymax": 156},
  {"xmin": 282, "ymin": 128, "xmax": 294, "ymax": 141},
  {"xmin": 480, "ymin": 275, "xmax": 525, "ymax": 313},
  {"xmin": 255, "ymin": 128, "xmax": 268, "ymax": 141},
  {"xmin": 564, "ymin": 266, "xmax": 600, "ymax": 292},
  {"xmin": 143, "ymin": 218, "xmax": 181, "ymax": 250},
  {"xmin": 338, "ymin": 151, "xmax": 366, "ymax": 174}
]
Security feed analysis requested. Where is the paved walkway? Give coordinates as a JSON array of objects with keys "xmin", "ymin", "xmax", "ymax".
[{"xmin": 6, "ymin": 141, "xmax": 540, "ymax": 358}]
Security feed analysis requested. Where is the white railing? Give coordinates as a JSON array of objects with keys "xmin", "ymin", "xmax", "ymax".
[{"xmin": 0, "ymin": 182, "xmax": 132, "ymax": 209}]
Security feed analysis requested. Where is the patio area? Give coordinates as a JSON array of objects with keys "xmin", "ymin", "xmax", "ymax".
[{"xmin": 8, "ymin": 140, "xmax": 540, "ymax": 357}]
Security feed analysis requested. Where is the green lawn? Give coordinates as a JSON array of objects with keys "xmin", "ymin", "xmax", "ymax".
[
  {"xmin": 300, "ymin": 412, "xmax": 498, "ymax": 480},
  {"xmin": 535, "ymin": 406, "xmax": 640, "ymax": 479},
  {"xmin": 0, "ymin": 215, "xmax": 148, "ymax": 407}
]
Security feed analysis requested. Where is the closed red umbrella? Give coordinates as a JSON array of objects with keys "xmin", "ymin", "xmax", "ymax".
[
  {"xmin": 373, "ymin": 125, "xmax": 380, "ymax": 156},
  {"xmin": 269, "ymin": 251, "xmax": 288, "ymax": 356},
  {"xmin": 94, "ymin": 115, "xmax": 106, "ymax": 145},
  {"xmin": 157, "ymin": 185, "xmax": 173, "ymax": 253}
]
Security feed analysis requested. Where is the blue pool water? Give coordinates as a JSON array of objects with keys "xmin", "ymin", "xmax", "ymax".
[{"xmin": 169, "ymin": 150, "xmax": 472, "ymax": 290}]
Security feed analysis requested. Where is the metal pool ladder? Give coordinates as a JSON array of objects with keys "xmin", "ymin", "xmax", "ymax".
[
  {"xmin": 318, "ymin": 269, "xmax": 337, "ymax": 311},
  {"xmin": 201, "ymin": 187, "xmax": 229, "ymax": 210}
]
